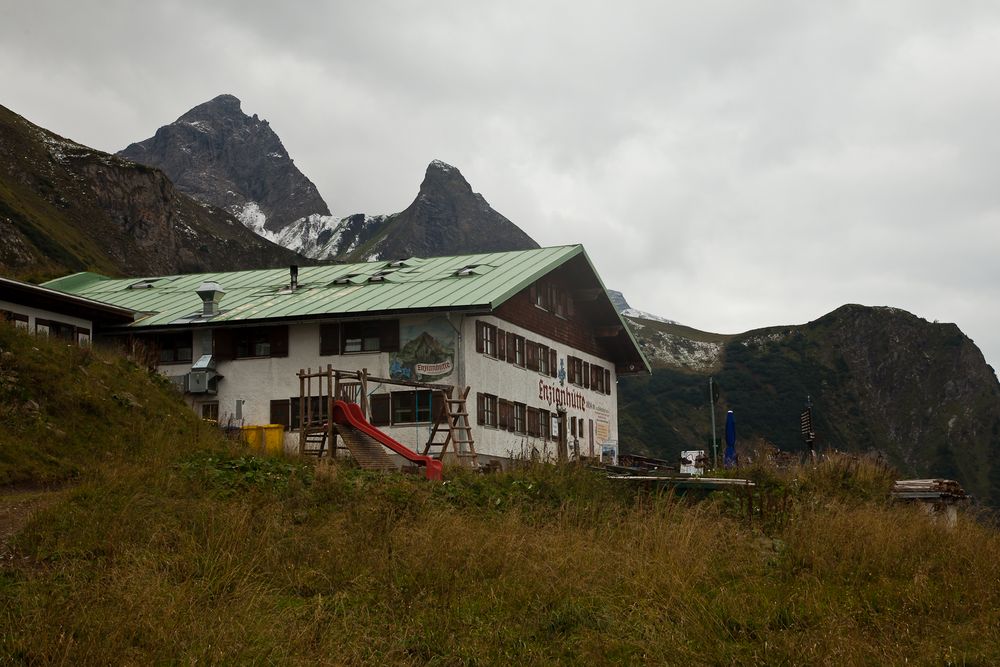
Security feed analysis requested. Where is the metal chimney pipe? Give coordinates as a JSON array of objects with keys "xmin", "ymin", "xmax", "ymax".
[
  {"xmin": 195, "ymin": 281, "xmax": 225, "ymax": 317},
  {"xmin": 290, "ymin": 265, "xmax": 299, "ymax": 290}
]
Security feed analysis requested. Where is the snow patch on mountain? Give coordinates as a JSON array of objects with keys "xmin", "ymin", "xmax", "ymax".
[
  {"xmin": 270, "ymin": 213, "xmax": 344, "ymax": 257},
  {"xmin": 622, "ymin": 309, "xmax": 678, "ymax": 325},
  {"xmin": 233, "ymin": 201, "xmax": 270, "ymax": 237},
  {"xmin": 638, "ymin": 331, "xmax": 723, "ymax": 372}
]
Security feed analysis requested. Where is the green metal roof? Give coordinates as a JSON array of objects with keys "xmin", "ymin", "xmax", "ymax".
[
  {"xmin": 42, "ymin": 245, "xmax": 650, "ymax": 373},
  {"xmin": 42, "ymin": 246, "xmax": 584, "ymax": 327}
]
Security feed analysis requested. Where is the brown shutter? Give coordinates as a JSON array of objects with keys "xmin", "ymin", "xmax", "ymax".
[
  {"xmin": 526, "ymin": 341, "xmax": 537, "ymax": 370},
  {"xmin": 370, "ymin": 394, "xmax": 390, "ymax": 426},
  {"xmin": 583, "ymin": 362, "xmax": 590, "ymax": 389},
  {"xmin": 506, "ymin": 332, "xmax": 516, "ymax": 363},
  {"xmin": 529, "ymin": 284, "xmax": 537, "ymax": 304},
  {"xmin": 269, "ymin": 326, "xmax": 289, "ymax": 357},
  {"xmin": 320, "ymin": 323, "xmax": 340, "ymax": 356},
  {"xmin": 213, "ymin": 328, "xmax": 234, "ymax": 360},
  {"xmin": 550, "ymin": 349, "xmax": 557, "ymax": 377},
  {"xmin": 431, "ymin": 391, "xmax": 444, "ymax": 423},
  {"xmin": 497, "ymin": 328, "xmax": 506, "ymax": 360},
  {"xmin": 380, "ymin": 319, "xmax": 400, "ymax": 352},
  {"xmin": 475, "ymin": 321, "xmax": 484, "ymax": 353},
  {"xmin": 567, "ymin": 356, "xmax": 576, "ymax": 384},
  {"xmin": 605, "ymin": 369, "xmax": 612, "ymax": 395},
  {"xmin": 270, "ymin": 399, "xmax": 290, "ymax": 429},
  {"xmin": 477, "ymin": 392, "xmax": 485, "ymax": 425}
]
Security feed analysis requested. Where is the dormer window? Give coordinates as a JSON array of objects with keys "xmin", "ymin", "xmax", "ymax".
[
  {"xmin": 332, "ymin": 274, "xmax": 360, "ymax": 285},
  {"xmin": 368, "ymin": 270, "xmax": 394, "ymax": 283},
  {"xmin": 128, "ymin": 279, "xmax": 158, "ymax": 290}
]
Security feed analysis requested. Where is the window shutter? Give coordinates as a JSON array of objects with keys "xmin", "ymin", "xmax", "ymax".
[
  {"xmin": 477, "ymin": 393, "xmax": 485, "ymax": 425},
  {"xmin": 370, "ymin": 394, "xmax": 391, "ymax": 426},
  {"xmin": 380, "ymin": 320, "xmax": 400, "ymax": 352},
  {"xmin": 498, "ymin": 400, "xmax": 508, "ymax": 429},
  {"xmin": 270, "ymin": 399, "xmax": 290, "ymax": 429},
  {"xmin": 550, "ymin": 349, "xmax": 557, "ymax": 377},
  {"xmin": 583, "ymin": 362, "xmax": 590, "ymax": 389},
  {"xmin": 431, "ymin": 391, "xmax": 444, "ymax": 423},
  {"xmin": 497, "ymin": 329, "xmax": 507, "ymax": 360},
  {"xmin": 213, "ymin": 328, "xmax": 234, "ymax": 360},
  {"xmin": 529, "ymin": 284, "xmax": 537, "ymax": 304},
  {"xmin": 605, "ymin": 369, "xmax": 612, "ymax": 395},
  {"xmin": 270, "ymin": 326, "xmax": 289, "ymax": 358},
  {"xmin": 475, "ymin": 322, "xmax": 484, "ymax": 353},
  {"xmin": 567, "ymin": 356, "xmax": 576, "ymax": 384},
  {"xmin": 320, "ymin": 323, "xmax": 340, "ymax": 356},
  {"xmin": 526, "ymin": 341, "xmax": 537, "ymax": 370}
]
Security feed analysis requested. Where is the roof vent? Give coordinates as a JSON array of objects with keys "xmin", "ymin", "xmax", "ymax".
[
  {"xmin": 195, "ymin": 281, "xmax": 225, "ymax": 317},
  {"xmin": 454, "ymin": 265, "xmax": 478, "ymax": 277},
  {"xmin": 290, "ymin": 265, "xmax": 299, "ymax": 290},
  {"xmin": 128, "ymin": 279, "xmax": 158, "ymax": 290}
]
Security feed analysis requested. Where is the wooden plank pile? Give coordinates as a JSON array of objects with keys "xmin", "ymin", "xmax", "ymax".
[{"xmin": 891, "ymin": 479, "xmax": 967, "ymax": 501}]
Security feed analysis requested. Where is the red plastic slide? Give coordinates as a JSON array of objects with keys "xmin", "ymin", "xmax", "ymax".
[{"xmin": 331, "ymin": 400, "xmax": 443, "ymax": 481}]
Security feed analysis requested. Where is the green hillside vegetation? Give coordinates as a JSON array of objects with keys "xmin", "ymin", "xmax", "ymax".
[
  {"xmin": 3, "ymin": 324, "xmax": 1000, "ymax": 663},
  {"xmin": 620, "ymin": 306, "xmax": 1000, "ymax": 506}
]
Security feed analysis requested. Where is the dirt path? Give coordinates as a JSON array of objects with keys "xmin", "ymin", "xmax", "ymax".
[{"xmin": 0, "ymin": 485, "xmax": 70, "ymax": 560}]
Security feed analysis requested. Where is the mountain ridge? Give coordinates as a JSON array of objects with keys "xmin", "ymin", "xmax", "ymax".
[{"xmin": 0, "ymin": 103, "xmax": 304, "ymax": 280}]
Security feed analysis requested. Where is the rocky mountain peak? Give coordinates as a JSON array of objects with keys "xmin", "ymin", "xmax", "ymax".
[
  {"xmin": 118, "ymin": 95, "xmax": 330, "ymax": 234},
  {"xmin": 177, "ymin": 93, "xmax": 244, "ymax": 122}
]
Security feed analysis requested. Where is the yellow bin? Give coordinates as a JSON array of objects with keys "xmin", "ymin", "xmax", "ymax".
[
  {"xmin": 261, "ymin": 424, "xmax": 285, "ymax": 455},
  {"xmin": 241, "ymin": 425, "xmax": 263, "ymax": 450}
]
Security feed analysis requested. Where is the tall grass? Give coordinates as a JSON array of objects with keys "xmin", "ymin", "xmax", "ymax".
[
  {"xmin": 2, "ymin": 326, "xmax": 999, "ymax": 663},
  {"xmin": 4, "ymin": 456, "xmax": 1000, "ymax": 664}
]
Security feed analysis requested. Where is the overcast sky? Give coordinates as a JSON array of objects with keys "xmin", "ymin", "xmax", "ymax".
[{"xmin": 3, "ymin": 1, "xmax": 1000, "ymax": 369}]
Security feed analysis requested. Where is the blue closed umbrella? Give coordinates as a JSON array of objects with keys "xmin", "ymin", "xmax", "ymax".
[{"xmin": 724, "ymin": 410, "xmax": 737, "ymax": 468}]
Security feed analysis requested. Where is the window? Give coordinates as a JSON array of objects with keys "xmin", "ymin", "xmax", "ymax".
[
  {"xmin": 270, "ymin": 399, "xmax": 289, "ymax": 429},
  {"xmin": 217, "ymin": 326, "xmax": 288, "ymax": 359},
  {"xmin": 476, "ymin": 321, "xmax": 497, "ymax": 357},
  {"xmin": 513, "ymin": 403, "xmax": 526, "ymax": 434},
  {"xmin": 508, "ymin": 333, "xmax": 525, "ymax": 368},
  {"xmin": 1, "ymin": 310, "xmax": 29, "ymax": 330},
  {"xmin": 526, "ymin": 341, "xmax": 538, "ymax": 370},
  {"xmin": 320, "ymin": 320, "xmax": 398, "ymax": 355},
  {"xmin": 477, "ymin": 393, "xmax": 498, "ymax": 427},
  {"xmin": 202, "ymin": 402, "xmax": 220, "ymax": 423},
  {"xmin": 532, "ymin": 281, "xmax": 574, "ymax": 319},
  {"xmin": 391, "ymin": 390, "xmax": 436, "ymax": 424},
  {"xmin": 369, "ymin": 390, "xmax": 441, "ymax": 425},
  {"xmin": 155, "ymin": 332, "xmax": 193, "ymax": 363},
  {"xmin": 289, "ymin": 396, "xmax": 329, "ymax": 429},
  {"xmin": 35, "ymin": 318, "xmax": 76, "ymax": 340},
  {"xmin": 537, "ymin": 344, "xmax": 549, "ymax": 374},
  {"xmin": 344, "ymin": 321, "xmax": 381, "ymax": 353},
  {"xmin": 77, "ymin": 328, "xmax": 91, "ymax": 346},
  {"xmin": 540, "ymin": 410, "xmax": 551, "ymax": 440}
]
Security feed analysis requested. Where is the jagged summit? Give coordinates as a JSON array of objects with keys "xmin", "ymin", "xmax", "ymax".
[
  {"xmin": 118, "ymin": 95, "xmax": 330, "ymax": 234},
  {"xmin": 177, "ymin": 93, "xmax": 243, "ymax": 121},
  {"xmin": 271, "ymin": 160, "xmax": 540, "ymax": 262}
]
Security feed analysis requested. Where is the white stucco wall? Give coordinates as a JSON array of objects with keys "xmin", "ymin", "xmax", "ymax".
[
  {"xmin": 158, "ymin": 311, "xmax": 618, "ymax": 464},
  {"xmin": 460, "ymin": 315, "xmax": 618, "ymax": 462}
]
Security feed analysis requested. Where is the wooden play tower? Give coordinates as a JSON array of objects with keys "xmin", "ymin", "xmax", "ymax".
[{"xmin": 296, "ymin": 365, "xmax": 478, "ymax": 468}]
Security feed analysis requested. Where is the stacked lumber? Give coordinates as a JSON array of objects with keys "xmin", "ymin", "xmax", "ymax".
[{"xmin": 891, "ymin": 479, "xmax": 967, "ymax": 501}]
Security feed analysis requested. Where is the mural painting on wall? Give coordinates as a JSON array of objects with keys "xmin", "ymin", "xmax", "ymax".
[{"xmin": 389, "ymin": 316, "xmax": 456, "ymax": 382}]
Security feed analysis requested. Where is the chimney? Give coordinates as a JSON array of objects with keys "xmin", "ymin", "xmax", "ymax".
[
  {"xmin": 195, "ymin": 281, "xmax": 225, "ymax": 317},
  {"xmin": 290, "ymin": 265, "xmax": 299, "ymax": 291}
]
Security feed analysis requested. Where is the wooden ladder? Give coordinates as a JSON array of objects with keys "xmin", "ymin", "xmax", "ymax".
[
  {"xmin": 422, "ymin": 386, "xmax": 478, "ymax": 467},
  {"xmin": 301, "ymin": 426, "xmax": 329, "ymax": 457}
]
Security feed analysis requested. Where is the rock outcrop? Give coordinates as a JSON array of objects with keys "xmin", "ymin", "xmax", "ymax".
[
  {"xmin": 0, "ymin": 103, "xmax": 304, "ymax": 280},
  {"xmin": 118, "ymin": 94, "xmax": 330, "ymax": 234}
]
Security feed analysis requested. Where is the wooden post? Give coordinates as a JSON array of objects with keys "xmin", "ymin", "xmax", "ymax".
[
  {"xmin": 298, "ymin": 369, "xmax": 305, "ymax": 455},
  {"xmin": 360, "ymin": 368, "xmax": 369, "ymax": 418}
]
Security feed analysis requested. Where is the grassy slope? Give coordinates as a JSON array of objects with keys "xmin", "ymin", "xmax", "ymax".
[{"xmin": 2, "ymin": 324, "xmax": 1000, "ymax": 663}]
